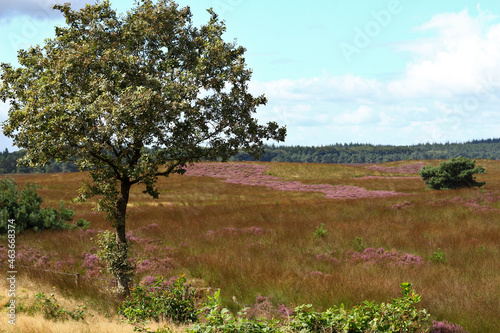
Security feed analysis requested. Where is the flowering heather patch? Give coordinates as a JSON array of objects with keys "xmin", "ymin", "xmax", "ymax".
[
  {"xmin": 185, "ymin": 162, "xmax": 405, "ymax": 199},
  {"xmin": 242, "ymin": 294, "xmax": 295, "ymax": 320},
  {"xmin": 136, "ymin": 259, "xmax": 152, "ymax": 273},
  {"xmin": 430, "ymin": 195, "xmax": 500, "ymax": 212},
  {"xmin": 136, "ymin": 223, "xmax": 161, "ymax": 233},
  {"xmin": 126, "ymin": 229, "xmax": 169, "ymax": 253},
  {"xmin": 366, "ymin": 162, "xmax": 425, "ymax": 174},
  {"xmin": 389, "ymin": 201, "xmax": 414, "ymax": 210},
  {"xmin": 315, "ymin": 253, "xmax": 340, "ymax": 264},
  {"xmin": 135, "ymin": 256, "xmax": 175, "ymax": 275},
  {"xmin": 347, "ymin": 247, "xmax": 425, "ymax": 265},
  {"xmin": 430, "ymin": 320, "xmax": 468, "ymax": 332},
  {"xmin": 277, "ymin": 304, "xmax": 295, "ymax": 318},
  {"xmin": 306, "ymin": 270, "xmax": 333, "ymax": 278},
  {"xmin": 138, "ymin": 275, "xmax": 181, "ymax": 292},
  {"xmin": 205, "ymin": 226, "xmax": 270, "ymax": 238},
  {"xmin": 140, "ymin": 275, "xmax": 157, "ymax": 286},
  {"xmin": 80, "ymin": 252, "xmax": 104, "ymax": 277},
  {"xmin": 54, "ymin": 258, "xmax": 76, "ymax": 271},
  {"xmin": 314, "ymin": 248, "xmax": 424, "ymax": 266},
  {"xmin": 15, "ymin": 245, "xmax": 49, "ymax": 268}
]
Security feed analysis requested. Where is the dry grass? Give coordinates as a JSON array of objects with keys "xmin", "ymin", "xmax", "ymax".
[
  {"xmin": 1, "ymin": 160, "xmax": 499, "ymax": 332},
  {"xmin": 0, "ymin": 276, "xmax": 188, "ymax": 333}
]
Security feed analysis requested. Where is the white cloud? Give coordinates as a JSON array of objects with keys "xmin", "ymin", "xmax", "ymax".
[
  {"xmin": 250, "ymin": 74, "xmax": 384, "ymax": 104},
  {"xmin": 389, "ymin": 6, "xmax": 500, "ymax": 99},
  {"xmin": 337, "ymin": 106, "xmax": 380, "ymax": 125}
]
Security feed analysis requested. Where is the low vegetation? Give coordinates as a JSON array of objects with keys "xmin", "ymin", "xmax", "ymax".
[{"xmin": 0, "ymin": 160, "xmax": 498, "ymax": 332}]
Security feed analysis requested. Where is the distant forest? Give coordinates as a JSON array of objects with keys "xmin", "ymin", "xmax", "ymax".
[
  {"xmin": 0, "ymin": 138, "xmax": 499, "ymax": 174},
  {"xmin": 229, "ymin": 138, "xmax": 500, "ymax": 164}
]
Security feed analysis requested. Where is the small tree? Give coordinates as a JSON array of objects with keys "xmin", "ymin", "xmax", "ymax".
[
  {"xmin": 0, "ymin": 177, "xmax": 75, "ymax": 233},
  {"xmin": 419, "ymin": 157, "xmax": 485, "ymax": 190},
  {"xmin": 1, "ymin": 0, "xmax": 286, "ymax": 295}
]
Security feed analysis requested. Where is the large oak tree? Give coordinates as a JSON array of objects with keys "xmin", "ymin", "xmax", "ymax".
[{"xmin": 1, "ymin": 0, "xmax": 286, "ymax": 294}]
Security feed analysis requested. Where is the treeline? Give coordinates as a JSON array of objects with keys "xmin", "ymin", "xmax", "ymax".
[
  {"xmin": 0, "ymin": 149, "xmax": 79, "ymax": 174},
  {"xmin": 230, "ymin": 138, "xmax": 500, "ymax": 164},
  {"xmin": 1, "ymin": 138, "xmax": 499, "ymax": 174}
]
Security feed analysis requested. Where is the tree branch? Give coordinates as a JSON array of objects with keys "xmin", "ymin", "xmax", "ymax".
[{"xmin": 89, "ymin": 150, "xmax": 123, "ymax": 180}]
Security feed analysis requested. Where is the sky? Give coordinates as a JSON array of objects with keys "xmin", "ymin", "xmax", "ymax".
[{"xmin": 1, "ymin": 0, "xmax": 500, "ymax": 150}]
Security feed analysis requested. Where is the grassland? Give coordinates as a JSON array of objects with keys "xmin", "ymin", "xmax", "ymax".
[{"xmin": 1, "ymin": 160, "xmax": 499, "ymax": 332}]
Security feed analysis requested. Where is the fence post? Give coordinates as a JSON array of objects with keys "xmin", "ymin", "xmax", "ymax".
[{"xmin": 75, "ymin": 273, "xmax": 80, "ymax": 287}]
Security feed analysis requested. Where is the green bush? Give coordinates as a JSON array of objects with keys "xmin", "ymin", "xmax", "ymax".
[
  {"xmin": 0, "ymin": 177, "xmax": 76, "ymax": 233},
  {"xmin": 288, "ymin": 283, "xmax": 429, "ymax": 332},
  {"xmin": 119, "ymin": 275, "xmax": 198, "ymax": 325},
  {"xmin": 313, "ymin": 223, "xmax": 328, "ymax": 239},
  {"xmin": 419, "ymin": 157, "xmax": 485, "ymax": 190},
  {"xmin": 189, "ymin": 283, "xmax": 430, "ymax": 333},
  {"xmin": 430, "ymin": 248, "xmax": 447, "ymax": 264}
]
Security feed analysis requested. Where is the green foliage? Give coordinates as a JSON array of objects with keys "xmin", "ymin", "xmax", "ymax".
[
  {"xmin": 419, "ymin": 157, "xmax": 486, "ymax": 190},
  {"xmin": 313, "ymin": 223, "xmax": 328, "ymax": 239},
  {"xmin": 76, "ymin": 218, "xmax": 91, "ymax": 229},
  {"xmin": 120, "ymin": 275, "xmax": 198, "ymax": 325},
  {"xmin": 288, "ymin": 283, "xmax": 428, "ymax": 332},
  {"xmin": 0, "ymin": 177, "xmax": 76, "ymax": 233},
  {"xmin": 430, "ymin": 248, "xmax": 448, "ymax": 264},
  {"xmin": 352, "ymin": 237, "xmax": 365, "ymax": 252},
  {"xmin": 27, "ymin": 292, "xmax": 88, "ymax": 321},
  {"xmin": 189, "ymin": 283, "xmax": 430, "ymax": 332},
  {"xmin": 96, "ymin": 230, "xmax": 134, "ymax": 289}
]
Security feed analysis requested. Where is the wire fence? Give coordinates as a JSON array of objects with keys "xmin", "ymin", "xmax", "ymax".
[{"xmin": 1, "ymin": 260, "xmax": 116, "ymax": 287}]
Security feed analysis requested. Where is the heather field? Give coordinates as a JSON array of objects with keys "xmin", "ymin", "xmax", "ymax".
[{"xmin": 1, "ymin": 160, "xmax": 500, "ymax": 332}]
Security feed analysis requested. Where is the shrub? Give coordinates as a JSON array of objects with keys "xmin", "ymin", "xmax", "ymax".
[
  {"xmin": 0, "ymin": 177, "xmax": 76, "ymax": 233},
  {"xmin": 26, "ymin": 292, "xmax": 87, "ymax": 321},
  {"xmin": 430, "ymin": 248, "xmax": 448, "ymax": 264},
  {"xmin": 119, "ymin": 275, "xmax": 198, "ymax": 325},
  {"xmin": 313, "ymin": 223, "xmax": 328, "ymax": 238},
  {"xmin": 189, "ymin": 283, "xmax": 430, "ymax": 332},
  {"xmin": 289, "ymin": 283, "xmax": 429, "ymax": 332},
  {"xmin": 352, "ymin": 237, "xmax": 365, "ymax": 252},
  {"xmin": 419, "ymin": 157, "xmax": 485, "ymax": 190}
]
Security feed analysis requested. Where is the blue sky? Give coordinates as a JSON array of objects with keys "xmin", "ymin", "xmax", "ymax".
[{"xmin": 2, "ymin": 0, "xmax": 500, "ymax": 150}]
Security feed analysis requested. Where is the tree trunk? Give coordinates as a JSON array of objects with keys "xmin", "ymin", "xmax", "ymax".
[{"xmin": 115, "ymin": 178, "xmax": 131, "ymax": 296}]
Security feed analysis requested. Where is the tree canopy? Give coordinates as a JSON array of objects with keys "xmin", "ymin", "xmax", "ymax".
[
  {"xmin": 419, "ymin": 157, "xmax": 486, "ymax": 190},
  {"xmin": 1, "ymin": 0, "xmax": 286, "ymax": 294}
]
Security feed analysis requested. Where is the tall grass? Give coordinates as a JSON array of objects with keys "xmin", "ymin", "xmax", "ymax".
[{"xmin": 1, "ymin": 160, "xmax": 499, "ymax": 332}]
